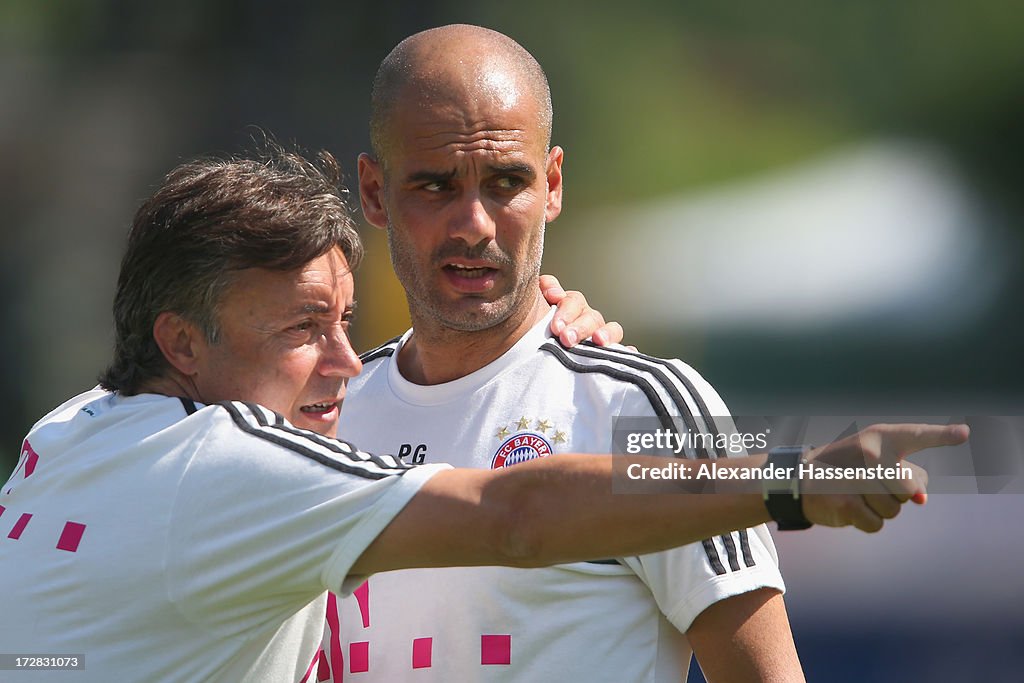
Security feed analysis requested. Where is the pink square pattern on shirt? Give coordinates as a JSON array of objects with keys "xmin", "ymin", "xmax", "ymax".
[
  {"xmin": 412, "ymin": 637, "xmax": 432, "ymax": 669},
  {"xmin": 57, "ymin": 521, "xmax": 87, "ymax": 552},
  {"xmin": 349, "ymin": 641, "xmax": 369, "ymax": 673},
  {"xmin": 481, "ymin": 634, "xmax": 511, "ymax": 665}
]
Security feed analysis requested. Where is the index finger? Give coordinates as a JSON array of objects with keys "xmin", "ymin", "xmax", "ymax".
[{"xmin": 876, "ymin": 423, "xmax": 970, "ymax": 457}]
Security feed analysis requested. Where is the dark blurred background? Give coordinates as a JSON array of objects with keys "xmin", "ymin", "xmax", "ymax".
[{"xmin": 2, "ymin": 1, "xmax": 1022, "ymax": 680}]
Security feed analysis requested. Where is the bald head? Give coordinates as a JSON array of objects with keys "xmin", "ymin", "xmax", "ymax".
[{"xmin": 369, "ymin": 24, "xmax": 553, "ymax": 168}]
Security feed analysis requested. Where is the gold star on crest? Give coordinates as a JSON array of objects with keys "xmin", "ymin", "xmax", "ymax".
[
  {"xmin": 495, "ymin": 425, "xmax": 510, "ymax": 439},
  {"xmin": 554, "ymin": 431, "xmax": 567, "ymax": 444},
  {"xmin": 536, "ymin": 419, "xmax": 552, "ymax": 434},
  {"xmin": 516, "ymin": 416, "xmax": 531, "ymax": 430}
]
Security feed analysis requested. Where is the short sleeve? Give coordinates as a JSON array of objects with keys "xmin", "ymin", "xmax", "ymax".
[
  {"xmin": 616, "ymin": 357, "xmax": 785, "ymax": 632},
  {"xmin": 163, "ymin": 402, "xmax": 449, "ymax": 633},
  {"xmin": 622, "ymin": 524, "xmax": 784, "ymax": 633}
]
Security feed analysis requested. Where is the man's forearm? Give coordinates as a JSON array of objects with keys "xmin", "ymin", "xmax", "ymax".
[
  {"xmin": 493, "ymin": 453, "xmax": 772, "ymax": 567},
  {"xmin": 352, "ymin": 452, "xmax": 771, "ymax": 575}
]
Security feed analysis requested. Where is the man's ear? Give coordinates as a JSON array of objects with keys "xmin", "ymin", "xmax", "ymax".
[
  {"xmin": 545, "ymin": 145, "xmax": 564, "ymax": 223},
  {"xmin": 152, "ymin": 312, "xmax": 204, "ymax": 376},
  {"xmin": 358, "ymin": 152, "xmax": 388, "ymax": 229}
]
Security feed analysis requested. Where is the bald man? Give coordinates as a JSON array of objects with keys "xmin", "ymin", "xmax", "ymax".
[{"xmin": 329, "ymin": 25, "xmax": 801, "ymax": 681}]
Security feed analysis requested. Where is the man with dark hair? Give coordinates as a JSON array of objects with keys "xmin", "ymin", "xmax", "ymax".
[
  {"xmin": 98, "ymin": 146, "xmax": 365, "ymax": 401},
  {"xmin": 0, "ymin": 140, "xmax": 963, "ymax": 681}
]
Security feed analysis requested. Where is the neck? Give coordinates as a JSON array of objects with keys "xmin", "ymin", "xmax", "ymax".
[
  {"xmin": 397, "ymin": 292, "xmax": 548, "ymax": 385},
  {"xmin": 135, "ymin": 371, "xmax": 202, "ymax": 402}
]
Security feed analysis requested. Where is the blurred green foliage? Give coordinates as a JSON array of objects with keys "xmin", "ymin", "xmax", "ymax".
[
  {"xmin": 3, "ymin": 1, "xmax": 1020, "ymax": 205},
  {"xmin": 2, "ymin": 1, "xmax": 1021, "ymax": 471}
]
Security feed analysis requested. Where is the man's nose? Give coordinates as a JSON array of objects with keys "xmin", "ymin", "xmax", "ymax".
[
  {"xmin": 448, "ymin": 191, "xmax": 496, "ymax": 247},
  {"xmin": 318, "ymin": 323, "xmax": 362, "ymax": 378}
]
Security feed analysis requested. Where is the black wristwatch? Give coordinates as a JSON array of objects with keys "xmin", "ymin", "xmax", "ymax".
[{"xmin": 763, "ymin": 446, "xmax": 812, "ymax": 530}]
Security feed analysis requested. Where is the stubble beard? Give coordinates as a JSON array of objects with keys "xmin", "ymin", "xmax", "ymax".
[{"xmin": 386, "ymin": 218, "xmax": 546, "ymax": 333}]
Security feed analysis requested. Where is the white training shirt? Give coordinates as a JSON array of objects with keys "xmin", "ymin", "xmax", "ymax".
[
  {"xmin": 0, "ymin": 389, "xmax": 446, "ymax": 682},
  {"xmin": 327, "ymin": 309, "xmax": 784, "ymax": 682}
]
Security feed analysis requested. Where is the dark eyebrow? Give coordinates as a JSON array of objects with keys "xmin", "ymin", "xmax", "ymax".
[
  {"xmin": 404, "ymin": 169, "xmax": 457, "ymax": 185},
  {"xmin": 404, "ymin": 164, "xmax": 536, "ymax": 185},
  {"xmin": 488, "ymin": 162, "xmax": 536, "ymax": 180}
]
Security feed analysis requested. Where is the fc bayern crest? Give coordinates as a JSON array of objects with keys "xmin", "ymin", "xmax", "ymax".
[{"xmin": 491, "ymin": 432, "xmax": 553, "ymax": 469}]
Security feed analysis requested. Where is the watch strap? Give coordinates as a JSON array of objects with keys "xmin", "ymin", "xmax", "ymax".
[{"xmin": 763, "ymin": 446, "xmax": 812, "ymax": 530}]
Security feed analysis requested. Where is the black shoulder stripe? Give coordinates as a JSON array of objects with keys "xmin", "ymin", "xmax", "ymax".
[
  {"xmin": 721, "ymin": 532, "xmax": 741, "ymax": 572},
  {"xmin": 241, "ymin": 402, "xmax": 409, "ymax": 473},
  {"xmin": 577, "ymin": 343, "xmax": 758, "ymax": 573},
  {"xmin": 558, "ymin": 344, "xmax": 712, "ymax": 459},
  {"xmin": 739, "ymin": 529, "xmax": 755, "ymax": 567},
  {"xmin": 242, "ymin": 402, "xmax": 282, "ymax": 429},
  {"xmin": 179, "ymin": 397, "xmax": 198, "ymax": 415},
  {"xmin": 585, "ymin": 558, "xmax": 622, "ymax": 566},
  {"xmin": 543, "ymin": 343, "xmax": 728, "ymax": 573},
  {"xmin": 359, "ymin": 336, "xmax": 401, "ymax": 364},
  {"xmin": 580, "ymin": 341, "xmax": 727, "ymax": 458},
  {"xmin": 702, "ymin": 538, "xmax": 727, "ymax": 575},
  {"xmin": 218, "ymin": 402, "xmax": 405, "ymax": 480},
  {"xmin": 541, "ymin": 342, "xmax": 674, "ymax": 430}
]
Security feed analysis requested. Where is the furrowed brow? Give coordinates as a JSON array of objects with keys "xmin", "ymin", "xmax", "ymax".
[
  {"xmin": 404, "ymin": 169, "xmax": 456, "ymax": 185},
  {"xmin": 489, "ymin": 162, "xmax": 536, "ymax": 180}
]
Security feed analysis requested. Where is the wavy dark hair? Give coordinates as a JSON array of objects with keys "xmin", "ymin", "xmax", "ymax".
[{"xmin": 98, "ymin": 140, "xmax": 363, "ymax": 394}]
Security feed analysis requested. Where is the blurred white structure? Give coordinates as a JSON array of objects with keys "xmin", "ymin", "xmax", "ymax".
[{"xmin": 555, "ymin": 141, "xmax": 1012, "ymax": 335}]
